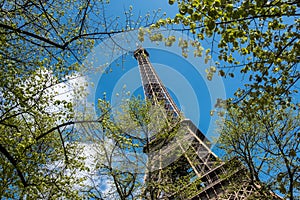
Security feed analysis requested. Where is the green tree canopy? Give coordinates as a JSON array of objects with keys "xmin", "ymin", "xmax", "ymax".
[
  {"xmin": 145, "ymin": 0, "xmax": 300, "ymax": 199},
  {"xmin": 0, "ymin": 0, "xmax": 149, "ymax": 198},
  {"xmin": 148, "ymin": 0, "xmax": 299, "ymax": 106}
]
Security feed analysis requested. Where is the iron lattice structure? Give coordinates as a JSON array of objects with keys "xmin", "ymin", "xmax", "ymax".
[
  {"xmin": 134, "ymin": 48, "xmax": 180, "ymax": 118},
  {"xmin": 134, "ymin": 48, "xmax": 279, "ymax": 200}
]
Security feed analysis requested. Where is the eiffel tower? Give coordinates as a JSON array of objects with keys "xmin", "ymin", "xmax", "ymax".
[{"xmin": 133, "ymin": 48, "xmax": 280, "ymax": 200}]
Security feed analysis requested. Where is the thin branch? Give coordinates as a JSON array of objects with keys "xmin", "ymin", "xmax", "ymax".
[
  {"xmin": 0, "ymin": 122, "xmax": 20, "ymax": 132},
  {"xmin": 0, "ymin": 23, "xmax": 65, "ymax": 49},
  {"xmin": 35, "ymin": 119, "xmax": 103, "ymax": 141},
  {"xmin": 57, "ymin": 128, "xmax": 69, "ymax": 163},
  {"xmin": 171, "ymin": 13, "xmax": 300, "ymax": 32},
  {"xmin": 79, "ymin": 0, "xmax": 91, "ymax": 36},
  {"xmin": 0, "ymin": 23, "xmax": 127, "ymax": 50}
]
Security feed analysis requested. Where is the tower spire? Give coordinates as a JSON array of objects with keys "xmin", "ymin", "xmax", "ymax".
[{"xmin": 134, "ymin": 47, "xmax": 180, "ymax": 117}]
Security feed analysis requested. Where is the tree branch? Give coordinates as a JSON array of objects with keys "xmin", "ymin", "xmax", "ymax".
[
  {"xmin": 0, "ymin": 23, "xmax": 65, "ymax": 49},
  {"xmin": 57, "ymin": 128, "xmax": 69, "ymax": 163},
  {"xmin": 35, "ymin": 119, "xmax": 103, "ymax": 141},
  {"xmin": 0, "ymin": 143, "xmax": 27, "ymax": 186},
  {"xmin": 0, "ymin": 23, "xmax": 127, "ymax": 50}
]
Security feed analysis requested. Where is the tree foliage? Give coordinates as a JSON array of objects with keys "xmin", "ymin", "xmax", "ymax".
[
  {"xmin": 218, "ymin": 104, "xmax": 299, "ymax": 199},
  {"xmin": 0, "ymin": 0, "xmax": 171, "ymax": 198},
  {"xmin": 1, "ymin": 0, "xmax": 299, "ymax": 198},
  {"xmin": 145, "ymin": 0, "xmax": 300, "ymax": 199},
  {"xmin": 87, "ymin": 97, "xmax": 173, "ymax": 199},
  {"xmin": 81, "ymin": 96, "xmax": 198, "ymax": 199},
  {"xmin": 0, "ymin": 0, "xmax": 149, "ymax": 198},
  {"xmin": 149, "ymin": 0, "xmax": 299, "ymax": 105}
]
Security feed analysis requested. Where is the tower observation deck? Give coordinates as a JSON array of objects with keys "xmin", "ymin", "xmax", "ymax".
[{"xmin": 133, "ymin": 48, "xmax": 280, "ymax": 200}]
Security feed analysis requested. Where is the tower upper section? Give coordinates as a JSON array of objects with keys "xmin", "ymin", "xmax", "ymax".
[{"xmin": 134, "ymin": 48, "xmax": 180, "ymax": 117}]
